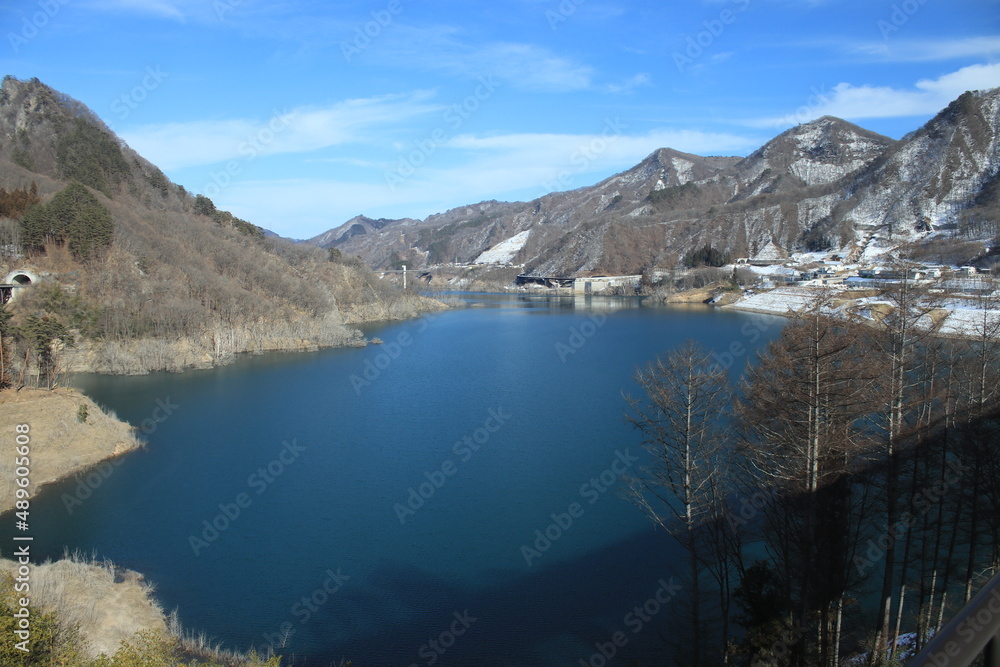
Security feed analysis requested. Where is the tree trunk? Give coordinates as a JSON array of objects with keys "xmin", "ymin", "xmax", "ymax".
[{"xmin": 832, "ymin": 596, "xmax": 843, "ymax": 667}]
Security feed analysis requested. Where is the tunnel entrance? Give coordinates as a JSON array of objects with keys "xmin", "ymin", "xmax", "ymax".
[{"xmin": 2, "ymin": 270, "xmax": 37, "ymax": 302}]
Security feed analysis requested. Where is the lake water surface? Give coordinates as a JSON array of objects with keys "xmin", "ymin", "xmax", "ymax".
[{"xmin": 8, "ymin": 294, "xmax": 785, "ymax": 666}]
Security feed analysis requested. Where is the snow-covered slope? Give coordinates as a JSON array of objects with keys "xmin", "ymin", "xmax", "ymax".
[
  {"xmin": 474, "ymin": 230, "xmax": 530, "ymax": 265},
  {"xmin": 842, "ymin": 90, "xmax": 1000, "ymax": 238},
  {"xmin": 305, "ymin": 89, "xmax": 1000, "ymax": 275},
  {"xmin": 731, "ymin": 116, "xmax": 895, "ymax": 192}
]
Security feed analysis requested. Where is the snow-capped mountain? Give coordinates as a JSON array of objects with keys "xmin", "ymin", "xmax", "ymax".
[{"xmin": 306, "ymin": 88, "xmax": 1000, "ymax": 274}]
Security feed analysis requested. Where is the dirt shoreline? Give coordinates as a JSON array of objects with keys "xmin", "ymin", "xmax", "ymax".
[{"xmin": 0, "ymin": 386, "xmax": 142, "ymax": 515}]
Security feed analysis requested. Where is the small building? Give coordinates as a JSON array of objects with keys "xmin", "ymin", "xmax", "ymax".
[
  {"xmin": 905, "ymin": 266, "xmax": 943, "ymax": 281},
  {"xmin": 798, "ymin": 275, "xmax": 846, "ymax": 287},
  {"xmin": 846, "ymin": 276, "xmax": 884, "ymax": 289},
  {"xmin": 572, "ymin": 274, "xmax": 642, "ymax": 295},
  {"xmin": 859, "ymin": 267, "xmax": 903, "ymax": 280}
]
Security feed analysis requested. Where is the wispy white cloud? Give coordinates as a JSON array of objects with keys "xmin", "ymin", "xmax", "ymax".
[
  {"xmin": 919, "ymin": 63, "xmax": 1000, "ymax": 98},
  {"xmin": 445, "ymin": 127, "xmax": 757, "ymax": 159},
  {"xmin": 79, "ymin": 0, "xmax": 282, "ymax": 23},
  {"xmin": 303, "ymin": 157, "xmax": 384, "ymax": 168},
  {"xmin": 475, "ymin": 42, "xmax": 594, "ymax": 91},
  {"xmin": 746, "ymin": 63, "xmax": 1000, "ymax": 127},
  {"xmin": 851, "ymin": 35, "xmax": 1000, "ymax": 62},
  {"xmin": 571, "ymin": 3, "xmax": 627, "ymax": 22},
  {"xmin": 78, "ymin": 2, "xmax": 600, "ymax": 94},
  {"xmin": 209, "ymin": 125, "xmax": 762, "ymax": 237},
  {"xmin": 121, "ymin": 91, "xmax": 441, "ymax": 170},
  {"xmin": 366, "ymin": 26, "xmax": 597, "ymax": 92},
  {"xmin": 604, "ymin": 73, "xmax": 652, "ymax": 94},
  {"xmin": 80, "ymin": 0, "xmax": 192, "ymax": 20}
]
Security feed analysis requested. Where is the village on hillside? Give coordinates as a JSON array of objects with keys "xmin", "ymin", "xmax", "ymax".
[{"xmin": 387, "ymin": 230, "xmax": 1000, "ymax": 339}]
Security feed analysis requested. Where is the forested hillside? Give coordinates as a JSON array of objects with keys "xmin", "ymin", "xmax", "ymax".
[{"xmin": 0, "ymin": 76, "xmax": 440, "ymax": 379}]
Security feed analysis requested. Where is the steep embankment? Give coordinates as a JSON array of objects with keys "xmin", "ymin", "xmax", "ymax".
[
  {"xmin": 0, "ymin": 386, "xmax": 140, "ymax": 513},
  {"xmin": 0, "ymin": 387, "xmax": 168, "ymax": 659},
  {"xmin": 0, "ymin": 555, "xmax": 169, "ymax": 659}
]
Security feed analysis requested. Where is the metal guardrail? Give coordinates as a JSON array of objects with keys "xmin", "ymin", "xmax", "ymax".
[{"xmin": 908, "ymin": 571, "xmax": 1000, "ymax": 666}]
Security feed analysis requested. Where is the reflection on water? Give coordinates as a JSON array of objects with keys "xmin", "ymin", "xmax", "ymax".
[{"xmin": 432, "ymin": 290, "xmax": 669, "ymax": 313}]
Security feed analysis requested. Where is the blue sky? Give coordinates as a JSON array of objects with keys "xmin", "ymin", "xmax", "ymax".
[{"xmin": 2, "ymin": 0, "xmax": 999, "ymax": 239}]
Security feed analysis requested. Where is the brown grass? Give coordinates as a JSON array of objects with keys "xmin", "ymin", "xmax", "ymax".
[
  {"xmin": 0, "ymin": 550, "xmax": 167, "ymax": 658},
  {"xmin": 0, "ymin": 386, "xmax": 140, "ymax": 512}
]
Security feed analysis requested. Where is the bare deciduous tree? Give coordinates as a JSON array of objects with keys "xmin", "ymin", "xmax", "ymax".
[
  {"xmin": 737, "ymin": 303, "xmax": 874, "ymax": 666},
  {"xmin": 626, "ymin": 339, "xmax": 732, "ymax": 665}
]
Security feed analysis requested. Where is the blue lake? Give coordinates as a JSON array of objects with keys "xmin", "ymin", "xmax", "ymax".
[{"xmin": 9, "ymin": 294, "xmax": 784, "ymax": 665}]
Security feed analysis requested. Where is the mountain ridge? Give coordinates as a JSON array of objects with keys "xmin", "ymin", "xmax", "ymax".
[{"xmin": 306, "ymin": 88, "xmax": 1000, "ymax": 274}]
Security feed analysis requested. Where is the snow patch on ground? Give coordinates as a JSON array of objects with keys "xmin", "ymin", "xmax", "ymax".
[
  {"xmin": 731, "ymin": 288, "xmax": 828, "ymax": 315},
  {"xmin": 790, "ymin": 158, "xmax": 865, "ymax": 186},
  {"xmin": 937, "ymin": 305, "xmax": 1000, "ymax": 337},
  {"xmin": 672, "ymin": 157, "xmax": 694, "ymax": 184},
  {"xmin": 796, "ymin": 194, "xmax": 838, "ymax": 228},
  {"xmin": 730, "ymin": 287, "xmax": 1000, "ymax": 339},
  {"xmin": 861, "ymin": 238, "xmax": 895, "ymax": 261},
  {"xmin": 790, "ymin": 251, "xmax": 837, "ymax": 264},
  {"xmin": 473, "ymin": 230, "xmax": 530, "ymax": 265}
]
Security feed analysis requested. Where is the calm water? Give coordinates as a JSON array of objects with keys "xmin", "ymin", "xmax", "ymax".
[{"xmin": 6, "ymin": 294, "xmax": 784, "ymax": 666}]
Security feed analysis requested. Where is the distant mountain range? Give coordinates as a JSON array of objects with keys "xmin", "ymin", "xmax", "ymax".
[{"xmin": 306, "ymin": 88, "xmax": 1000, "ymax": 274}]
